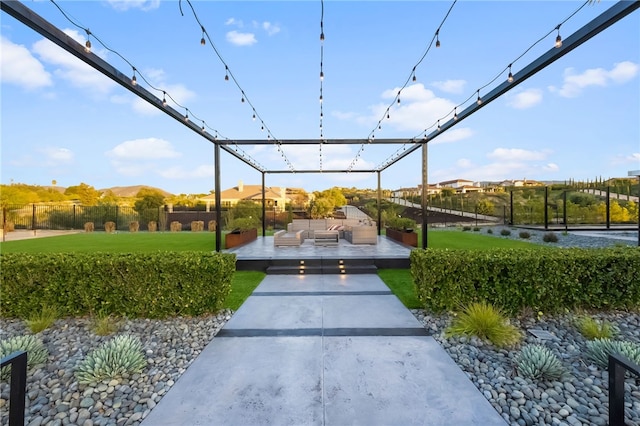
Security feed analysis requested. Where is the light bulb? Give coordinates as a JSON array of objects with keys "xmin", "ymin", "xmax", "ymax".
[
  {"xmin": 201, "ymin": 37, "xmax": 206, "ymax": 46},
  {"xmin": 261, "ymin": 125, "xmax": 264, "ymax": 131},
  {"xmin": 412, "ymin": 74, "xmax": 417, "ymax": 82},
  {"xmin": 85, "ymin": 39, "xmax": 91, "ymax": 53},
  {"xmin": 508, "ymin": 71, "xmax": 514, "ymax": 83},
  {"xmin": 555, "ymin": 34, "xmax": 562, "ymax": 48},
  {"xmin": 162, "ymin": 92, "xmax": 167, "ymax": 107},
  {"xmin": 437, "ymin": 120, "xmax": 441, "ymax": 131},
  {"xmin": 184, "ymin": 112, "xmax": 189, "ymax": 122},
  {"xmin": 320, "ymin": 71, "xmax": 324, "ymax": 81},
  {"xmin": 397, "ymin": 98, "xmax": 400, "ymax": 104},
  {"xmin": 436, "ymin": 39, "xmax": 441, "ymax": 48},
  {"xmin": 319, "ymin": 95, "xmax": 323, "ymax": 103},
  {"xmin": 320, "ymin": 32, "xmax": 324, "ymax": 41},
  {"xmin": 387, "ymin": 113, "xmax": 390, "ymax": 119},
  {"xmin": 241, "ymin": 96, "xmax": 245, "ymax": 103},
  {"xmin": 201, "ymin": 124, "xmax": 205, "ymax": 132},
  {"xmin": 224, "ymin": 66, "xmax": 229, "ymax": 81},
  {"xmin": 252, "ymin": 114, "xmax": 256, "ymax": 121},
  {"xmin": 131, "ymin": 74, "xmax": 137, "ymax": 86},
  {"xmin": 477, "ymin": 95, "xmax": 482, "ymax": 105},
  {"xmin": 454, "ymin": 108, "xmax": 458, "ymax": 121}
]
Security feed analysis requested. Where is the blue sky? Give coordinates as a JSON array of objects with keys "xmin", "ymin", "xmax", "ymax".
[{"xmin": 1, "ymin": 0, "xmax": 638, "ymax": 195}]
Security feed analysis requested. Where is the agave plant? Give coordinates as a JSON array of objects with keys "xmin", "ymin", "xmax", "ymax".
[
  {"xmin": 75, "ymin": 335, "xmax": 146, "ymax": 384},
  {"xmin": 585, "ymin": 338, "xmax": 640, "ymax": 369},
  {"xmin": 514, "ymin": 344, "xmax": 565, "ymax": 381},
  {"xmin": 0, "ymin": 335, "xmax": 49, "ymax": 378}
]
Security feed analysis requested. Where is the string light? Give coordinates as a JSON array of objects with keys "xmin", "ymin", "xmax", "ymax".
[
  {"xmin": 84, "ymin": 29, "xmax": 92, "ymax": 53},
  {"xmin": 555, "ymin": 25, "xmax": 562, "ymax": 48},
  {"xmin": 453, "ymin": 107, "xmax": 458, "ymax": 121},
  {"xmin": 435, "ymin": 29, "xmax": 441, "ymax": 48},
  {"xmin": 437, "ymin": 120, "xmax": 441, "ymax": 131},
  {"xmin": 320, "ymin": 70, "xmax": 324, "ymax": 81},
  {"xmin": 507, "ymin": 64, "xmax": 514, "ymax": 83},
  {"xmin": 184, "ymin": 109, "xmax": 189, "ymax": 122},
  {"xmin": 252, "ymin": 113, "xmax": 256, "ymax": 121},
  {"xmin": 162, "ymin": 92, "xmax": 167, "ymax": 107},
  {"xmin": 224, "ymin": 66, "xmax": 229, "ymax": 81},
  {"xmin": 476, "ymin": 90, "xmax": 482, "ymax": 105},
  {"xmin": 200, "ymin": 26, "xmax": 206, "ymax": 45},
  {"xmin": 131, "ymin": 67, "xmax": 137, "ymax": 86},
  {"xmin": 201, "ymin": 121, "xmax": 206, "ymax": 132}
]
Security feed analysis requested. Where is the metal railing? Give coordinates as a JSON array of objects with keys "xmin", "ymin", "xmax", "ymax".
[
  {"xmin": 609, "ymin": 353, "xmax": 640, "ymax": 426},
  {"xmin": 0, "ymin": 351, "xmax": 27, "ymax": 426}
]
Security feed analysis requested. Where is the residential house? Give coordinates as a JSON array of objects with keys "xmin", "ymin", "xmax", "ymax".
[
  {"xmin": 199, "ymin": 180, "xmax": 289, "ymax": 211},
  {"xmin": 499, "ymin": 179, "xmax": 544, "ymax": 188},
  {"xmin": 437, "ymin": 179, "xmax": 484, "ymax": 194}
]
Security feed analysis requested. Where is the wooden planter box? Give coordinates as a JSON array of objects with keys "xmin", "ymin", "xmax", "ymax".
[
  {"xmin": 385, "ymin": 227, "xmax": 418, "ymax": 247},
  {"xmin": 225, "ymin": 228, "xmax": 258, "ymax": 249}
]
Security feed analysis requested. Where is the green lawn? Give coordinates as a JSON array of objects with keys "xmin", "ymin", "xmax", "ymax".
[
  {"xmin": 424, "ymin": 229, "xmax": 542, "ymax": 249},
  {"xmin": 225, "ymin": 271, "xmax": 266, "ymax": 311},
  {"xmin": 377, "ymin": 269, "xmax": 420, "ymax": 309}
]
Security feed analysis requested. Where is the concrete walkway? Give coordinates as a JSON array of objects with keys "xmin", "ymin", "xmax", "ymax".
[{"xmin": 142, "ymin": 274, "xmax": 506, "ymax": 426}]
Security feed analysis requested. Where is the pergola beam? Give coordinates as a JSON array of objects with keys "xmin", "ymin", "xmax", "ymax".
[
  {"xmin": 221, "ymin": 139, "xmax": 411, "ymax": 146},
  {"xmin": 267, "ymin": 170, "xmax": 377, "ymax": 174}
]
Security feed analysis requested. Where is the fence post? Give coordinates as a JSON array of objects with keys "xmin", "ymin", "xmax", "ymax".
[
  {"xmin": 606, "ymin": 186, "xmax": 610, "ymax": 229},
  {"xmin": 115, "ymin": 205, "xmax": 119, "ymax": 231},
  {"xmin": 544, "ymin": 187, "xmax": 549, "ymax": 230},
  {"xmin": 32, "ymin": 204, "xmax": 36, "ymax": 236},
  {"xmin": 73, "ymin": 205, "xmax": 77, "ymax": 229},
  {"xmin": 509, "ymin": 191, "xmax": 514, "ymax": 225}
]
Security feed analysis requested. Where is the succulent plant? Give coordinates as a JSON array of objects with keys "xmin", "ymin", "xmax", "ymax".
[
  {"xmin": 514, "ymin": 344, "xmax": 566, "ymax": 380},
  {"xmin": 75, "ymin": 335, "xmax": 146, "ymax": 384},
  {"xmin": 575, "ymin": 316, "xmax": 617, "ymax": 340},
  {"xmin": 0, "ymin": 335, "xmax": 49, "ymax": 378},
  {"xmin": 585, "ymin": 338, "xmax": 640, "ymax": 369}
]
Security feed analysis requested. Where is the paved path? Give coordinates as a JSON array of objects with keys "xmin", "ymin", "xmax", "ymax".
[{"xmin": 142, "ymin": 274, "xmax": 506, "ymax": 426}]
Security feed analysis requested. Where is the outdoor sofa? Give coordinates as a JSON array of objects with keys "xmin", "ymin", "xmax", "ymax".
[{"xmin": 285, "ymin": 219, "xmax": 378, "ymax": 244}]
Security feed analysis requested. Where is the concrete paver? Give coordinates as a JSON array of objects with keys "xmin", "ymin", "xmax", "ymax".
[{"xmin": 142, "ymin": 274, "xmax": 506, "ymax": 426}]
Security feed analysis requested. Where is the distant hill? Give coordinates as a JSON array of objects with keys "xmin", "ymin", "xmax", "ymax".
[{"xmin": 100, "ymin": 185, "xmax": 174, "ymax": 198}]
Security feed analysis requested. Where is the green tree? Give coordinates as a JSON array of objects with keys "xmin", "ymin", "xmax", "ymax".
[
  {"xmin": 65, "ymin": 183, "xmax": 101, "ymax": 205},
  {"xmin": 134, "ymin": 188, "xmax": 165, "ymax": 213},
  {"xmin": 440, "ymin": 188, "xmax": 455, "ymax": 197},
  {"xmin": 232, "ymin": 200, "xmax": 262, "ymax": 220},
  {"xmin": 309, "ymin": 197, "xmax": 333, "ymax": 219},
  {"xmin": 476, "ymin": 199, "xmax": 495, "ymax": 216}
]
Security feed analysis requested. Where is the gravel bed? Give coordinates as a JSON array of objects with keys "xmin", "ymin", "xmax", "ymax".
[
  {"xmin": 412, "ymin": 309, "xmax": 640, "ymax": 426},
  {"xmin": 456, "ymin": 225, "xmax": 638, "ymax": 248},
  {"xmin": 1, "ymin": 312, "xmax": 231, "ymax": 426}
]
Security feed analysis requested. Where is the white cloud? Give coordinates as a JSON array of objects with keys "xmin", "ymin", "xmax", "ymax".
[
  {"xmin": 506, "ymin": 88, "xmax": 543, "ymax": 109},
  {"xmin": 0, "ymin": 36, "xmax": 52, "ymax": 90},
  {"xmin": 107, "ymin": 138, "xmax": 182, "ymax": 160},
  {"xmin": 544, "ymin": 163, "xmax": 559, "ymax": 172},
  {"xmin": 40, "ymin": 147, "xmax": 74, "ymax": 165},
  {"xmin": 549, "ymin": 61, "xmax": 639, "ymax": 98},
  {"xmin": 430, "ymin": 128, "xmax": 473, "ymax": 145},
  {"xmin": 226, "ymin": 31, "xmax": 257, "ymax": 46},
  {"xmin": 611, "ymin": 152, "xmax": 640, "ymax": 165},
  {"xmin": 32, "ymin": 30, "xmax": 116, "ymax": 95},
  {"xmin": 225, "ymin": 18, "xmax": 243, "ymax": 27},
  {"xmin": 487, "ymin": 148, "xmax": 549, "ymax": 162},
  {"xmin": 456, "ymin": 158, "xmax": 473, "ymax": 168},
  {"xmin": 373, "ymin": 84, "xmax": 456, "ymax": 132},
  {"xmin": 262, "ymin": 22, "xmax": 281, "ymax": 36},
  {"xmin": 431, "ymin": 79, "xmax": 466, "ymax": 94},
  {"xmin": 106, "ymin": 0, "xmax": 160, "ymax": 11}
]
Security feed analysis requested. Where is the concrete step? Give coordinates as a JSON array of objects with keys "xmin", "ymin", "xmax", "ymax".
[{"xmin": 266, "ymin": 258, "xmax": 377, "ymax": 275}]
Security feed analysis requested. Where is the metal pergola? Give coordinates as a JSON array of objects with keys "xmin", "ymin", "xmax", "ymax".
[{"xmin": 2, "ymin": 0, "xmax": 638, "ymax": 251}]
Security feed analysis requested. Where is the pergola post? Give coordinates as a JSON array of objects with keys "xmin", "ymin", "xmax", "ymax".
[
  {"xmin": 262, "ymin": 172, "xmax": 266, "ymax": 237},
  {"xmin": 421, "ymin": 142, "xmax": 428, "ymax": 249},
  {"xmin": 377, "ymin": 172, "xmax": 382, "ymax": 236},
  {"xmin": 214, "ymin": 144, "xmax": 222, "ymax": 252}
]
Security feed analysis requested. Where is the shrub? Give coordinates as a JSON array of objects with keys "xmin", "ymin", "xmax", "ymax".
[
  {"xmin": 191, "ymin": 221, "xmax": 204, "ymax": 232},
  {"xmin": 25, "ymin": 305, "xmax": 58, "ymax": 333},
  {"xmin": 148, "ymin": 221, "xmax": 157, "ymax": 232},
  {"xmin": 0, "ymin": 335, "xmax": 48, "ymax": 378},
  {"xmin": 543, "ymin": 232, "xmax": 558, "ymax": 243},
  {"xmin": 0, "ymin": 252, "xmax": 236, "ymax": 319},
  {"xmin": 105, "ymin": 221, "xmax": 116, "ymax": 233},
  {"xmin": 585, "ymin": 338, "xmax": 640, "ymax": 369},
  {"xmin": 84, "ymin": 222, "xmax": 94, "ymax": 233},
  {"xmin": 500, "ymin": 229, "xmax": 511, "ymax": 236},
  {"xmin": 445, "ymin": 302, "xmax": 521, "ymax": 348},
  {"xmin": 514, "ymin": 344, "xmax": 566, "ymax": 380},
  {"xmin": 462, "ymin": 226, "xmax": 472, "ymax": 232},
  {"xmin": 227, "ymin": 217, "xmax": 259, "ymax": 231},
  {"xmin": 487, "ymin": 228, "xmax": 493, "ymax": 234},
  {"xmin": 518, "ymin": 231, "xmax": 531, "ymax": 239},
  {"xmin": 410, "ymin": 247, "xmax": 640, "ymax": 315},
  {"xmin": 473, "ymin": 227, "xmax": 480, "ymax": 232},
  {"xmin": 576, "ymin": 316, "xmax": 616, "ymax": 340},
  {"xmin": 75, "ymin": 335, "xmax": 146, "ymax": 384},
  {"xmin": 386, "ymin": 217, "xmax": 416, "ymax": 231},
  {"xmin": 208, "ymin": 220, "xmax": 217, "ymax": 232},
  {"xmin": 129, "ymin": 221, "xmax": 139, "ymax": 232},
  {"xmin": 170, "ymin": 221, "xmax": 182, "ymax": 232}
]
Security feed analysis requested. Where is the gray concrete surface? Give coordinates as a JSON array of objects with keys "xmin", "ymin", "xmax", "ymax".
[{"xmin": 142, "ymin": 275, "xmax": 506, "ymax": 426}]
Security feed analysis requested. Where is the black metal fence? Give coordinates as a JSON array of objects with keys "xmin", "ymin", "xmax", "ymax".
[
  {"xmin": 0, "ymin": 351, "xmax": 27, "ymax": 426},
  {"xmin": 608, "ymin": 353, "xmax": 640, "ymax": 426}
]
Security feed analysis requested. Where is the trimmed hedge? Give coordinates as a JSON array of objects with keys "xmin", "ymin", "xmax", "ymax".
[
  {"xmin": 410, "ymin": 248, "xmax": 640, "ymax": 315},
  {"xmin": 0, "ymin": 252, "xmax": 236, "ymax": 319}
]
